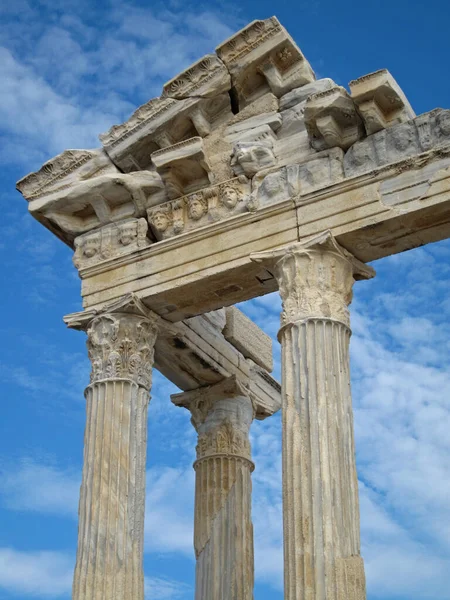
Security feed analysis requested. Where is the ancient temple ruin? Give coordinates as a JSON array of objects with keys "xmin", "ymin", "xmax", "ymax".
[{"xmin": 16, "ymin": 16, "xmax": 450, "ymax": 600}]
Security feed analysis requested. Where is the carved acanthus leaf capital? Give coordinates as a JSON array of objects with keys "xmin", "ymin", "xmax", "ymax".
[
  {"xmin": 64, "ymin": 294, "xmax": 159, "ymax": 389},
  {"xmin": 251, "ymin": 231, "xmax": 375, "ymax": 328},
  {"xmin": 171, "ymin": 376, "xmax": 255, "ymax": 460}
]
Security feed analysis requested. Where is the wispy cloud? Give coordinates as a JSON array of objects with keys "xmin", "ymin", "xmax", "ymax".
[
  {"xmin": 0, "ymin": 1, "xmax": 241, "ymax": 169},
  {"xmin": 0, "ymin": 547, "xmax": 73, "ymax": 598}
]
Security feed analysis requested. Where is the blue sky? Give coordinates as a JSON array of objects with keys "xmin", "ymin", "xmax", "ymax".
[{"xmin": 1, "ymin": 0, "xmax": 450, "ymax": 598}]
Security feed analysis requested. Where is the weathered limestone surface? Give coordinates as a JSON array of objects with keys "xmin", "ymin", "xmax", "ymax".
[
  {"xmin": 251, "ymin": 232, "xmax": 374, "ymax": 600},
  {"xmin": 349, "ymin": 69, "xmax": 415, "ymax": 135},
  {"xmin": 172, "ymin": 377, "xmax": 259, "ymax": 600},
  {"xmin": 65, "ymin": 296, "xmax": 159, "ymax": 600}
]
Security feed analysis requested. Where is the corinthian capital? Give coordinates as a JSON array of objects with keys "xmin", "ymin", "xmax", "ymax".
[
  {"xmin": 251, "ymin": 231, "xmax": 375, "ymax": 327},
  {"xmin": 64, "ymin": 293, "xmax": 159, "ymax": 389},
  {"xmin": 172, "ymin": 376, "xmax": 255, "ymax": 461}
]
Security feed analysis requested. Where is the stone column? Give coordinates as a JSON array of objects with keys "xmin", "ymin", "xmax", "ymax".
[
  {"xmin": 68, "ymin": 299, "xmax": 159, "ymax": 600},
  {"xmin": 172, "ymin": 377, "xmax": 255, "ymax": 600},
  {"xmin": 252, "ymin": 231, "xmax": 375, "ymax": 600}
]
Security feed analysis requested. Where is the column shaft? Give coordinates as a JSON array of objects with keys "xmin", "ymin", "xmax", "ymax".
[
  {"xmin": 281, "ymin": 319, "xmax": 364, "ymax": 600},
  {"xmin": 172, "ymin": 378, "xmax": 255, "ymax": 600},
  {"xmin": 251, "ymin": 231, "xmax": 374, "ymax": 600},
  {"xmin": 194, "ymin": 454, "xmax": 254, "ymax": 600},
  {"xmin": 70, "ymin": 306, "xmax": 158, "ymax": 600},
  {"xmin": 73, "ymin": 381, "xmax": 148, "ymax": 600}
]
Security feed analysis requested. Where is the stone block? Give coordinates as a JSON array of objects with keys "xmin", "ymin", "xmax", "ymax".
[
  {"xmin": 151, "ymin": 136, "xmax": 214, "ymax": 199},
  {"xmin": 349, "ymin": 69, "xmax": 415, "ymax": 135},
  {"xmin": 16, "ymin": 149, "xmax": 165, "ymax": 245},
  {"xmin": 223, "ymin": 306, "xmax": 273, "ymax": 372},
  {"xmin": 279, "ymin": 78, "xmax": 336, "ymax": 110},
  {"xmin": 99, "ymin": 94, "xmax": 233, "ymax": 172},
  {"xmin": 225, "ymin": 111, "xmax": 282, "ymax": 136},
  {"xmin": 216, "ymin": 17, "xmax": 315, "ymax": 105},
  {"xmin": 304, "ymin": 86, "xmax": 365, "ymax": 151}
]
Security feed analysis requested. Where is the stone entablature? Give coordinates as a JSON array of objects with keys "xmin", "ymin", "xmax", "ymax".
[{"xmin": 16, "ymin": 16, "xmax": 450, "ymax": 264}]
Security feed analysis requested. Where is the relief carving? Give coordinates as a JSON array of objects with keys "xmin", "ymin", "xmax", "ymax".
[
  {"xmin": 231, "ymin": 141, "xmax": 277, "ymax": 177},
  {"xmin": 73, "ymin": 218, "xmax": 150, "ymax": 270},
  {"xmin": 147, "ymin": 178, "xmax": 252, "ymax": 240},
  {"xmin": 344, "ymin": 109, "xmax": 450, "ymax": 178},
  {"xmin": 196, "ymin": 420, "xmax": 251, "ymax": 460}
]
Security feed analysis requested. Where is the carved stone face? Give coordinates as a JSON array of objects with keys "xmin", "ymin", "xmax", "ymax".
[
  {"xmin": 351, "ymin": 142, "xmax": 373, "ymax": 167},
  {"xmin": 437, "ymin": 111, "xmax": 450, "ymax": 136},
  {"xmin": 233, "ymin": 143, "xmax": 276, "ymax": 177},
  {"xmin": 221, "ymin": 187, "xmax": 239, "ymax": 209},
  {"xmin": 151, "ymin": 211, "xmax": 169, "ymax": 232},
  {"xmin": 390, "ymin": 126, "xmax": 415, "ymax": 151},
  {"xmin": 83, "ymin": 235, "xmax": 99, "ymax": 258},
  {"xmin": 119, "ymin": 224, "xmax": 136, "ymax": 246},
  {"xmin": 188, "ymin": 195, "xmax": 206, "ymax": 220}
]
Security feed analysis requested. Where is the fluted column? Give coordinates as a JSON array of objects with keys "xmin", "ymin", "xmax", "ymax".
[
  {"xmin": 69, "ymin": 300, "xmax": 158, "ymax": 600},
  {"xmin": 172, "ymin": 377, "xmax": 255, "ymax": 600},
  {"xmin": 252, "ymin": 231, "xmax": 375, "ymax": 600}
]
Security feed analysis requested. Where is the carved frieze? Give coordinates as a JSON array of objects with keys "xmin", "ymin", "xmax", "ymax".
[
  {"xmin": 147, "ymin": 177, "xmax": 253, "ymax": 240},
  {"xmin": 86, "ymin": 311, "xmax": 158, "ymax": 390},
  {"xmin": 73, "ymin": 218, "xmax": 150, "ymax": 270},
  {"xmin": 250, "ymin": 148, "xmax": 344, "ymax": 208},
  {"xmin": 344, "ymin": 108, "xmax": 450, "ymax": 177}
]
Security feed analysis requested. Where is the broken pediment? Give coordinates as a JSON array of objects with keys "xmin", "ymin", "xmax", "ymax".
[{"xmin": 16, "ymin": 14, "xmax": 450, "ymax": 270}]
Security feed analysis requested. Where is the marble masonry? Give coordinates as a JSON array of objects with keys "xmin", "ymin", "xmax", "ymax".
[{"xmin": 16, "ymin": 15, "xmax": 450, "ymax": 600}]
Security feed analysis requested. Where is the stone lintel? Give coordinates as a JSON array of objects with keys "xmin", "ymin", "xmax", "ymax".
[
  {"xmin": 171, "ymin": 375, "xmax": 249, "ymax": 411},
  {"xmin": 223, "ymin": 306, "xmax": 273, "ymax": 371}
]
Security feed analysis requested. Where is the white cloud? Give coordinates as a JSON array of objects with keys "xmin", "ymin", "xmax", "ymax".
[
  {"xmin": 0, "ymin": 547, "xmax": 73, "ymax": 598},
  {"xmin": 144, "ymin": 575, "xmax": 190, "ymax": 599},
  {"xmin": 0, "ymin": 2, "xmax": 240, "ymax": 170},
  {"xmin": 0, "ymin": 459, "xmax": 80, "ymax": 517}
]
